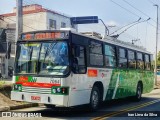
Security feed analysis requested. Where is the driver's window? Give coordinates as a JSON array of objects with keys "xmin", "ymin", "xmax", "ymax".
[{"xmin": 72, "ymin": 45, "xmax": 86, "ymax": 74}]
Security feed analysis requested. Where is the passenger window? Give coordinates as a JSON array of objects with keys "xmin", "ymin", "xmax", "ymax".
[
  {"xmin": 145, "ymin": 54, "xmax": 151, "ymax": 70},
  {"xmin": 104, "ymin": 44, "xmax": 116, "ymax": 67},
  {"xmin": 137, "ymin": 52, "xmax": 144, "ymax": 69},
  {"xmin": 128, "ymin": 50, "xmax": 136, "ymax": 69},
  {"xmin": 89, "ymin": 40, "xmax": 103, "ymax": 66},
  {"xmin": 72, "ymin": 45, "xmax": 86, "ymax": 74},
  {"xmin": 118, "ymin": 48, "xmax": 127, "ymax": 68}
]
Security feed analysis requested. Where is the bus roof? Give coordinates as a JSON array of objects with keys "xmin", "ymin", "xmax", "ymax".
[{"xmin": 71, "ymin": 31, "xmax": 152, "ymax": 55}]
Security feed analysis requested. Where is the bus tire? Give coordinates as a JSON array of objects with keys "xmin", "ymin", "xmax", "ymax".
[
  {"xmin": 89, "ymin": 86, "xmax": 100, "ymax": 111},
  {"xmin": 44, "ymin": 104, "xmax": 55, "ymax": 109},
  {"xmin": 134, "ymin": 82, "xmax": 142, "ymax": 101}
]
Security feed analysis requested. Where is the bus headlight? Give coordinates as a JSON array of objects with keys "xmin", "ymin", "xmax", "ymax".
[
  {"xmin": 13, "ymin": 84, "xmax": 22, "ymax": 92},
  {"xmin": 52, "ymin": 88, "xmax": 56, "ymax": 94},
  {"xmin": 51, "ymin": 87, "xmax": 69, "ymax": 95}
]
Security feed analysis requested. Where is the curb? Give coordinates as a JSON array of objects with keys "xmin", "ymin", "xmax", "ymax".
[
  {"xmin": 0, "ymin": 103, "xmax": 39, "ymax": 112},
  {"xmin": 10, "ymin": 103, "xmax": 39, "ymax": 110},
  {"xmin": 0, "ymin": 106, "xmax": 10, "ymax": 112}
]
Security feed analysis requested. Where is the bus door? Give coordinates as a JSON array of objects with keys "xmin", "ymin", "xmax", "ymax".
[{"xmin": 71, "ymin": 44, "xmax": 87, "ymax": 89}]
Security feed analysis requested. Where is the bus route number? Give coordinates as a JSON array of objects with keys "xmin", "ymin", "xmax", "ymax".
[{"xmin": 50, "ymin": 79, "xmax": 61, "ymax": 84}]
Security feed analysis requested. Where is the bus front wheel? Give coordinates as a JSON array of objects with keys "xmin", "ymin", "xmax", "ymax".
[
  {"xmin": 134, "ymin": 83, "xmax": 142, "ymax": 101},
  {"xmin": 89, "ymin": 86, "xmax": 100, "ymax": 111}
]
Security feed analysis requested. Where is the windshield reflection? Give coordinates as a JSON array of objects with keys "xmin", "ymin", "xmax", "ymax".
[
  {"xmin": 39, "ymin": 42, "xmax": 69, "ymax": 75},
  {"xmin": 15, "ymin": 42, "xmax": 69, "ymax": 75}
]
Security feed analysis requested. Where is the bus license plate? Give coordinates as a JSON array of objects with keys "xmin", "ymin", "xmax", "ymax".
[{"xmin": 31, "ymin": 96, "xmax": 41, "ymax": 101}]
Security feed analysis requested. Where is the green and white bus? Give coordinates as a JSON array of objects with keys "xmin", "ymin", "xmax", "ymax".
[{"xmin": 11, "ymin": 30, "xmax": 154, "ymax": 110}]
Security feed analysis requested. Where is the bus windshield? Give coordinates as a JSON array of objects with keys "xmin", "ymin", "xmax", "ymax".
[{"xmin": 15, "ymin": 41, "xmax": 69, "ymax": 76}]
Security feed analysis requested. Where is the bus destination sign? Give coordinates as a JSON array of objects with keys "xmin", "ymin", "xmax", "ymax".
[{"xmin": 21, "ymin": 32, "xmax": 66, "ymax": 40}]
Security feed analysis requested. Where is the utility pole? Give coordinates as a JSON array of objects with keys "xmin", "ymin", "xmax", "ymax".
[
  {"xmin": 154, "ymin": 4, "xmax": 159, "ymax": 86},
  {"xmin": 16, "ymin": 0, "xmax": 23, "ymax": 42},
  {"xmin": 4, "ymin": 0, "xmax": 23, "ymax": 78}
]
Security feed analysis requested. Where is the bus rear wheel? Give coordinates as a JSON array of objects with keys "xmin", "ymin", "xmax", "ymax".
[
  {"xmin": 89, "ymin": 86, "xmax": 100, "ymax": 111},
  {"xmin": 134, "ymin": 83, "xmax": 142, "ymax": 101}
]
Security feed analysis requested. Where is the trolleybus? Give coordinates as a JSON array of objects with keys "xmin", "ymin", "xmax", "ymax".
[{"xmin": 11, "ymin": 30, "xmax": 154, "ymax": 110}]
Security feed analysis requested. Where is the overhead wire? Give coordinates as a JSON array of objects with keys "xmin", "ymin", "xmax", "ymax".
[
  {"xmin": 110, "ymin": 0, "xmax": 140, "ymax": 18},
  {"xmin": 122, "ymin": 0, "xmax": 159, "ymax": 27},
  {"xmin": 110, "ymin": 0, "xmax": 158, "ymax": 30},
  {"xmin": 109, "ymin": 0, "xmax": 156, "ymax": 45}
]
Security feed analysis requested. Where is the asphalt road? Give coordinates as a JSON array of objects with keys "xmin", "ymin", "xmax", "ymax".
[{"xmin": 1, "ymin": 89, "xmax": 160, "ymax": 120}]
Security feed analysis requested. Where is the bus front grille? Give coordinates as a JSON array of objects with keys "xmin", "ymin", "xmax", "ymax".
[{"xmin": 22, "ymin": 86, "xmax": 51, "ymax": 94}]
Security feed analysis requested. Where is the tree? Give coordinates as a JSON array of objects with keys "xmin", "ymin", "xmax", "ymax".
[{"xmin": 158, "ymin": 51, "xmax": 160, "ymax": 66}]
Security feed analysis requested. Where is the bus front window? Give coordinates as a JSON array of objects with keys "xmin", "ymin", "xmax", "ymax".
[
  {"xmin": 15, "ymin": 42, "xmax": 69, "ymax": 76},
  {"xmin": 39, "ymin": 42, "xmax": 69, "ymax": 75},
  {"xmin": 15, "ymin": 43, "xmax": 40, "ymax": 74}
]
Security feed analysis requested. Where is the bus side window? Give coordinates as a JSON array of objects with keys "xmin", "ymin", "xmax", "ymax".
[
  {"xmin": 144, "ymin": 54, "xmax": 151, "ymax": 70},
  {"xmin": 118, "ymin": 48, "xmax": 127, "ymax": 68},
  {"xmin": 72, "ymin": 45, "xmax": 86, "ymax": 74},
  {"xmin": 137, "ymin": 52, "xmax": 144, "ymax": 70}
]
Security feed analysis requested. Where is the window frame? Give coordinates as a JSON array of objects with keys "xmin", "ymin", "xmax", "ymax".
[
  {"xmin": 72, "ymin": 44, "xmax": 87, "ymax": 74},
  {"xmin": 144, "ymin": 54, "xmax": 151, "ymax": 70},
  {"xmin": 61, "ymin": 22, "xmax": 66, "ymax": 28},
  {"xmin": 128, "ymin": 50, "xmax": 136, "ymax": 69},
  {"xmin": 89, "ymin": 39, "xmax": 104, "ymax": 67},
  {"xmin": 49, "ymin": 19, "xmax": 57, "ymax": 29},
  {"xmin": 118, "ymin": 47, "xmax": 128, "ymax": 68},
  {"xmin": 104, "ymin": 43, "xmax": 117, "ymax": 68},
  {"xmin": 136, "ymin": 52, "xmax": 144, "ymax": 70}
]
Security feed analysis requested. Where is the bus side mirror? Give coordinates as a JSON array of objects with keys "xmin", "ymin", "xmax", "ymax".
[{"xmin": 73, "ymin": 46, "xmax": 80, "ymax": 57}]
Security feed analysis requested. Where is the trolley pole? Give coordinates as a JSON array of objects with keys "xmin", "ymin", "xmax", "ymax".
[{"xmin": 154, "ymin": 4, "xmax": 159, "ymax": 86}]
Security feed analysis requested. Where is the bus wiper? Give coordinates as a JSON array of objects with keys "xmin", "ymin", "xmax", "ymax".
[{"xmin": 43, "ymin": 43, "xmax": 57, "ymax": 62}]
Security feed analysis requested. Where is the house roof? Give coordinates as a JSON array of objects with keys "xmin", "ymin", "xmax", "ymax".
[{"xmin": 1, "ymin": 4, "xmax": 70, "ymax": 18}]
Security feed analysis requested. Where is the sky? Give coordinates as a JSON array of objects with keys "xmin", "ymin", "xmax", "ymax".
[{"xmin": 0, "ymin": 0, "xmax": 159, "ymax": 55}]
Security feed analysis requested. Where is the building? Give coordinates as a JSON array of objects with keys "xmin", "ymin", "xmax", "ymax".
[
  {"xmin": 0, "ymin": 4, "xmax": 76, "ymax": 78},
  {"xmin": 0, "ymin": 4, "xmax": 76, "ymax": 32}
]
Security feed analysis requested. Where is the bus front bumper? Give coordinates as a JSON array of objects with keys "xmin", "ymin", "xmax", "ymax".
[{"xmin": 11, "ymin": 91, "xmax": 69, "ymax": 107}]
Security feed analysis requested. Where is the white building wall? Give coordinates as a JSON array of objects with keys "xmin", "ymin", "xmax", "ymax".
[
  {"xmin": 46, "ymin": 12, "xmax": 71, "ymax": 30},
  {"xmin": 0, "ymin": 12, "xmax": 47, "ymax": 32},
  {"xmin": 0, "ymin": 12, "xmax": 73, "ymax": 32},
  {"xmin": 23, "ymin": 12, "xmax": 47, "ymax": 32}
]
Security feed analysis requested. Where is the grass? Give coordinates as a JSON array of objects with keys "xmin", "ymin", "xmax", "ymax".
[{"xmin": 0, "ymin": 80, "xmax": 5, "ymax": 86}]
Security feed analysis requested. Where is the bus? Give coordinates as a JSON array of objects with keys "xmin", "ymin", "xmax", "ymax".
[{"xmin": 11, "ymin": 30, "xmax": 154, "ymax": 110}]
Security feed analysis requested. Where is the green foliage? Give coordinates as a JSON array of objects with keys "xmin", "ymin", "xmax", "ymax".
[
  {"xmin": 157, "ymin": 51, "xmax": 160, "ymax": 66},
  {"xmin": 0, "ymin": 81, "xmax": 5, "ymax": 86}
]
